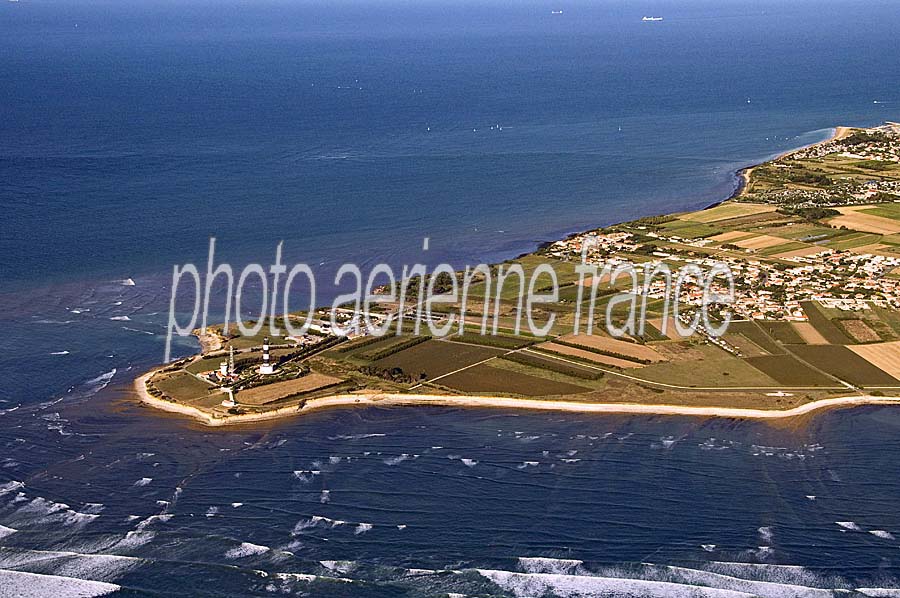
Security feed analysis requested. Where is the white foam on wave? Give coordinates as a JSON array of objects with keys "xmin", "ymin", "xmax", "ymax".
[
  {"xmin": 133, "ymin": 477, "xmax": 152, "ymax": 487},
  {"xmin": 81, "ymin": 503, "xmax": 104, "ymax": 515},
  {"xmin": 231, "ymin": 502, "xmax": 243, "ymax": 508},
  {"xmin": 659, "ymin": 436, "xmax": 679, "ymax": 449},
  {"xmin": 703, "ymin": 561, "xmax": 839, "ymax": 589},
  {"xmin": 518, "ymin": 557, "xmax": 584, "ymax": 575},
  {"xmin": 869, "ymin": 530, "xmax": 895, "ymax": 540},
  {"xmin": 0, "ymin": 547, "xmax": 141, "ymax": 584},
  {"xmin": 0, "ymin": 480, "xmax": 24, "ymax": 496},
  {"xmin": 354, "ymin": 523, "xmax": 373, "ymax": 535},
  {"xmin": 320, "ymin": 560, "xmax": 355, "ymax": 573},
  {"xmin": 58, "ymin": 511, "xmax": 101, "ymax": 527},
  {"xmin": 135, "ymin": 513, "xmax": 172, "ymax": 531},
  {"xmin": 112, "ymin": 530, "xmax": 156, "ymax": 551},
  {"xmin": 836, "ymin": 521, "xmax": 861, "ymax": 531},
  {"xmin": 0, "ymin": 570, "xmax": 120, "ymax": 598},
  {"xmin": 384, "ymin": 454, "xmax": 410, "ymax": 466},
  {"xmin": 109, "ymin": 316, "xmax": 131, "ymax": 322},
  {"xmin": 758, "ymin": 526, "xmax": 774, "ymax": 542},
  {"xmin": 320, "ymin": 490, "xmax": 330, "ymax": 504},
  {"xmin": 478, "ymin": 569, "xmax": 754, "ymax": 597},
  {"xmin": 205, "ymin": 506, "xmax": 219, "ymax": 518},
  {"xmin": 460, "ymin": 458, "xmax": 478, "ymax": 467},
  {"xmin": 518, "ymin": 461, "xmax": 539, "ymax": 469},
  {"xmin": 49, "ymin": 367, "xmax": 117, "ymax": 403},
  {"xmin": 121, "ymin": 326, "xmax": 154, "ymax": 335},
  {"xmin": 273, "ymin": 572, "xmax": 318, "ymax": 583},
  {"xmin": 292, "ymin": 515, "xmax": 342, "ymax": 533},
  {"xmin": 86, "ymin": 369, "xmax": 116, "ymax": 387},
  {"xmin": 15, "ymin": 493, "xmax": 69, "ymax": 516},
  {"xmin": 0, "ymin": 524, "xmax": 17, "ymax": 539},
  {"xmin": 292, "ymin": 470, "xmax": 321, "ymax": 482},
  {"xmin": 658, "ymin": 563, "xmax": 835, "ymax": 597},
  {"xmin": 225, "ymin": 542, "xmax": 270, "ymax": 559},
  {"xmin": 328, "ymin": 433, "xmax": 386, "ymax": 440},
  {"xmin": 857, "ymin": 590, "xmax": 900, "ymax": 597},
  {"xmin": 50, "ymin": 350, "xmax": 71, "ymax": 356}
]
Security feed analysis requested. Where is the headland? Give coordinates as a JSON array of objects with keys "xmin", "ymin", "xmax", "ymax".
[{"xmin": 136, "ymin": 122, "xmax": 900, "ymax": 426}]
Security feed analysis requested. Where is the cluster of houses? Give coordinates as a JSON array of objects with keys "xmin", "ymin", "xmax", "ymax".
[
  {"xmin": 548, "ymin": 228, "xmax": 900, "ymax": 323},
  {"xmin": 791, "ymin": 124, "xmax": 900, "ymax": 162}
]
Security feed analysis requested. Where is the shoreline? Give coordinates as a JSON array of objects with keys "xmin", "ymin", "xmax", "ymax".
[
  {"xmin": 133, "ymin": 122, "xmax": 895, "ymax": 427},
  {"xmin": 134, "ymin": 370, "xmax": 900, "ymax": 426},
  {"xmin": 731, "ymin": 125, "xmax": 851, "ymax": 205}
]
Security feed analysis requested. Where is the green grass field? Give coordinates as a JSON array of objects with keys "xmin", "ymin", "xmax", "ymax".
[{"xmin": 861, "ymin": 203, "xmax": 900, "ymax": 220}]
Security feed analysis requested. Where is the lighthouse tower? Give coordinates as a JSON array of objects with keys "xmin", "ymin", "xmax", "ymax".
[{"xmin": 259, "ymin": 337, "xmax": 275, "ymax": 375}]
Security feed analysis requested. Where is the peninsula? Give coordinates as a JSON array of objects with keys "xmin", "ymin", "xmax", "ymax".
[{"xmin": 136, "ymin": 122, "xmax": 900, "ymax": 425}]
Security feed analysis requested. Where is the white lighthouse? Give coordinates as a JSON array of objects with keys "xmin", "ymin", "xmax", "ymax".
[
  {"xmin": 219, "ymin": 346, "xmax": 236, "ymax": 378},
  {"xmin": 259, "ymin": 337, "xmax": 275, "ymax": 375}
]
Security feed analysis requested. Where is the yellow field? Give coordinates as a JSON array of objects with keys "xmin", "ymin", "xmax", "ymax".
[
  {"xmin": 848, "ymin": 243, "xmax": 898, "ymax": 257},
  {"xmin": 536, "ymin": 342, "xmax": 644, "ymax": 369},
  {"xmin": 237, "ymin": 373, "xmax": 343, "ymax": 405},
  {"xmin": 829, "ymin": 206, "xmax": 900, "ymax": 235},
  {"xmin": 647, "ymin": 318, "xmax": 693, "ymax": 340},
  {"xmin": 558, "ymin": 333, "xmax": 665, "ymax": 362},
  {"xmin": 733, "ymin": 234, "xmax": 794, "ymax": 250},
  {"xmin": 848, "ymin": 341, "xmax": 900, "ymax": 379},
  {"xmin": 710, "ymin": 230, "xmax": 754, "ymax": 243},
  {"xmin": 681, "ymin": 202, "xmax": 776, "ymax": 223},
  {"xmin": 792, "ymin": 322, "xmax": 829, "ymax": 345}
]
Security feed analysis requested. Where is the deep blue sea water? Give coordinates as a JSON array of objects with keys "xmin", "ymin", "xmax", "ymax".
[{"xmin": 2, "ymin": 0, "xmax": 900, "ymax": 594}]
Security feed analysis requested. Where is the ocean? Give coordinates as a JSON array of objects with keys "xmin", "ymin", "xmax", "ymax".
[{"xmin": 2, "ymin": 0, "xmax": 900, "ymax": 594}]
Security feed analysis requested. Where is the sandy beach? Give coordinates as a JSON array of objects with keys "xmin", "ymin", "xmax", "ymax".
[{"xmin": 134, "ymin": 370, "xmax": 900, "ymax": 427}]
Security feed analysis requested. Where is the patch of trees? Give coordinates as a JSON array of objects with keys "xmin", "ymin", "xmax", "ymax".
[
  {"xmin": 842, "ymin": 131, "xmax": 889, "ymax": 146},
  {"xmin": 786, "ymin": 170, "xmax": 831, "ymax": 186},
  {"xmin": 358, "ymin": 365, "xmax": 423, "ymax": 384},
  {"xmin": 399, "ymin": 271, "xmax": 457, "ymax": 298},
  {"xmin": 776, "ymin": 206, "xmax": 840, "ymax": 221},
  {"xmin": 626, "ymin": 214, "xmax": 677, "ymax": 227}
]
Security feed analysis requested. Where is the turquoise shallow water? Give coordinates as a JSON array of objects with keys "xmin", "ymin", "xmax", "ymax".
[{"xmin": 1, "ymin": 0, "xmax": 900, "ymax": 594}]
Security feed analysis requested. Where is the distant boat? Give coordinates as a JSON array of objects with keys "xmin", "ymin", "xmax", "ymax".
[
  {"xmin": 642, "ymin": 16, "xmax": 663, "ymax": 21},
  {"xmin": 551, "ymin": 10, "xmax": 563, "ymax": 15}
]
